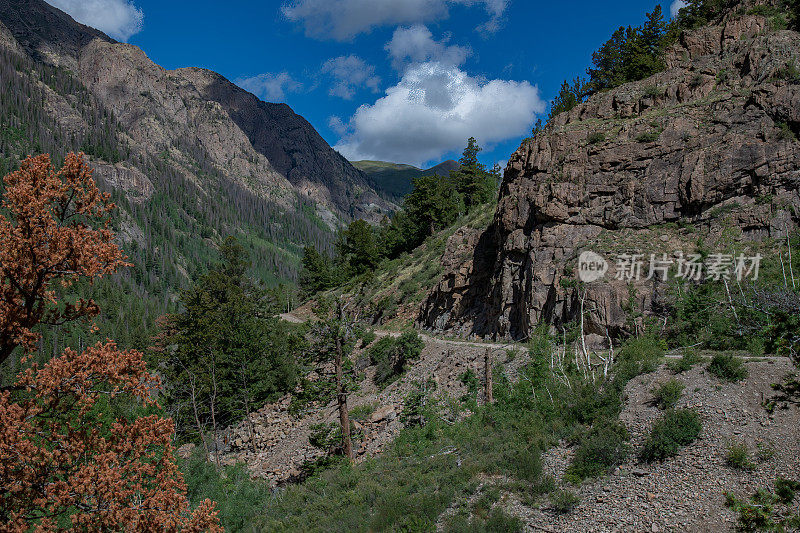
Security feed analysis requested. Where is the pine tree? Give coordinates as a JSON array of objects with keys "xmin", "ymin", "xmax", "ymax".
[
  {"xmin": 154, "ymin": 237, "xmax": 301, "ymax": 450},
  {"xmin": 453, "ymin": 137, "xmax": 495, "ymax": 210},
  {"xmin": 404, "ymin": 173, "xmax": 462, "ymax": 242},
  {"xmin": 550, "ymin": 77, "xmax": 588, "ymax": 118},
  {"xmin": 299, "ymin": 246, "xmax": 334, "ymax": 296},
  {"xmin": 336, "ymin": 219, "xmax": 380, "ymax": 277}
]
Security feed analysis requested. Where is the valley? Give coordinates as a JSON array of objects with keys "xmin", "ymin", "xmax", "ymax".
[{"xmin": 1, "ymin": 0, "xmax": 799, "ymax": 531}]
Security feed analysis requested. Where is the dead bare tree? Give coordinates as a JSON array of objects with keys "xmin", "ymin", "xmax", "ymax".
[
  {"xmin": 483, "ymin": 348, "xmax": 493, "ymax": 405},
  {"xmin": 788, "ymin": 224, "xmax": 797, "ymax": 290},
  {"xmin": 334, "ymin": 310, "xmax": 353, "ymax": 460},
  {"xmin": 188, "ymin": 373, "xmax": 211, "ymax": 461}
]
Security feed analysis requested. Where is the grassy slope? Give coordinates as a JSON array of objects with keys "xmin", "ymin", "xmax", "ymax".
[{"xmin": 334, "ymin": 200, "xmax": 497, "ymax": 330}]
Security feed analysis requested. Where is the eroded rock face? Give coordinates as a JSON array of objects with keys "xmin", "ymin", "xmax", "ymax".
[{"xmin": 420, "ymin": 13, "xmax": 800, "ymax": 340}]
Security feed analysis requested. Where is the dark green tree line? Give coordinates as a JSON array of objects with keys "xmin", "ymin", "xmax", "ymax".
[
  {"xmin": 153, "ymin": 238, "xmax": 305, "ymax": 454},
  {"xmin": 299, "ymin": 138, "xmax": 498, "ymax": 297}
]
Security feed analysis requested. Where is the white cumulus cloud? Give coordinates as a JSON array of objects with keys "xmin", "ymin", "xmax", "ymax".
[
  {"xmin": 333, "ymin": 61, "xmax": 545, "ymax": 166},
  {"xmin": 235, "ymin": 72, "xmax": 303, "ymax": 102},
  {"xmin": 321, "ymin": 56, "xmax": 381, "ymax": 100},
  {"xmin": 281, "ymin": 0, "xmax": 508, "ymax": 41},
  {"xmin": 670, "ymin": 0, "xmax": 689, "ymax": 18},
  {"xmin": 386, "ymin": 25, "xmax": 470, "ymax": 72},
  {"xmin": 45, "ymin": 0, "xmax": 144, "ymax": 41}
]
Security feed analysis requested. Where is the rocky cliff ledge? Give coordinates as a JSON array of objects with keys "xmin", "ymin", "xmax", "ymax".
[{"xmin": 420, "ymin": 9, "xmax": 800, "ymax": 340}]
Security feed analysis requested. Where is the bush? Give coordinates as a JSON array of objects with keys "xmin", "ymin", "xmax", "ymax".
[
  {"xmin": 635, "ymin": 131, "xmax": 661, "ymax": 143},
  {"xmin": 443, "ymin": 507, "xmax": 523, "ymax": 533},
  {"xmin": 550, "ymin": 489, "xmax": 580, "ymax": 514},
  {"xmin": 587, "ymin": 132, "xmax": 606, "ymax": 144},
  {"xmin": 615, "ymin": 335, "xmax": 665, "ymax": 384},
  {"xmin": 640, "ymin": 408, "xmax": 702, "ymax": 463},
  {"xmin": 707, "ymin": 353, "xmax": 748, "ymax": 382},
  {"xmin": 778, "ymin": 121, "xmax": 799, "ymax": 142},
  {"xmin": 565, "ymin": 421, "xmax": 630, "ymax": 482},
  {"xmin": 725, "ymin": 441, "xmax": 755, "ymax": 471},
  {"xmin": 643, "ymin": 85, "xmax": 663, "ymax": 98},
  {"xmin": 776, "ymin": 478, "xmax": 800, "ymax": 504},
  {"xmin": 774, "ymin": 61, "xmax": 800, "ymax": 84},
  {"xmin": 368, "ymin": 331, "xmax": 425, "ymax": 387},
  {"xmin": 725, "ymin": 479, "xmax": 800, "ymax": 532},
  {"xmin": 349, "ymin": 403, "xmax": 377, "ymax": 421},
  {"xmin": 180, "ymin": 448, "xmax": 272, "ymax": 531},
  {"xmin": 567, "ymin": 382, "xmax": 624, "ymax": 426},
  {"xmin": 667, "ymin": 348, "xmax": 702, "ymax": 373},
  {"xmin": 358, "ymin": 328, "xmax": 377, "ymax": 347},
  {"xmin": 651, "ymin": 378, "xmax": 685, "ymax": 409}
]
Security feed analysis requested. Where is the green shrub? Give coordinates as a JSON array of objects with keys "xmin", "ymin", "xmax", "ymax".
[
  {"xmin": 443, "ymin": 507, "xmax": 523, "ymax": 533},
  {"xmin": 725, "ymin": 479, "xmax": 800, "ymax": 532},
  {"xmin": 640, "ymin": 408, "xmax": 702, "ymax": 463},
  {"xmin": 725, "ymin": 441, "xmax": 755, "ymax": 471},
  {"xmin": 667, "ymin": 348, "xmax": 702, "ymax": 373},
  {"xmin": 707, "ymin": 353, "xmax": 748, "ymax": 382},
  {"xmin": 635, "ymin": 131, "xmax": 661, "ymax": 143},
  {"xmin": 550, "ymin": 489, "xmax": 580, "ymax": 514},
  {"xmin": 349, "ymin": 403, "xmax": 377, "ymax": 421},
  {"xmin": 565, "ymin": 421, "xmax": 630, "ymax": 482},
  {"xmin": 651, "ymin": 378, "xmax": 685, "ymax": 409},
  {"xmin": 567, "ymin": 382, "xmax": 624, "ymax": 426},
  {"xmin": 460, "ymin": 368, "xmax": 480, "ymax": 402},
  {"xmin": 587, "ymin": 132, "xmax": 606, "ymax": 144},
  {"xmin": 180, "ymin": 448, "xmax": 273, "ymax": 531},
  {"xmin": 368, "ymin": 331, "xmax": 425, "ymax": 387},
  {"xmin": 774, "ymin": 61, "xmax": 800, "ymax": 84},
  {"xmin": 643, "ymin": 85, "xmax": 663, "ymax": 98},
  {"xmin": 778, "ymin": 121, "xmax": 799, "ymax": 142},
  {"xmin": 746, "ymin": 337, "xmax": 765, "ymax": 357},
  {"xmin": 615, "ymin": 335, "xmax": 665, "ymax": 384},
  {"xmin": 401, "ymin": 380, "xmax": 437, "ymax": 428},
  {"xmin": 776, "ymin": 478, "xmax": 800, "ymax": 504},
  {"xmin": 359, "ymin": 328, "xmax": 377, "ymax": 347}
]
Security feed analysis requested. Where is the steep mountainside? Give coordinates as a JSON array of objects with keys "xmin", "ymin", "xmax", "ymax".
[
  {"xmin": 420, "ymin": 7, "xmax": 800, "ymax": 340},
  {"xmin": 179, "ymin": 67, "xmax": 387, "ymax": 221},
  {"xmin": 0, "ymin": 0, "xmax": 391, "ymax": 278},
  {"xmin": 352, "ymin": 159, "xmax": 460, "ymax": 198}
]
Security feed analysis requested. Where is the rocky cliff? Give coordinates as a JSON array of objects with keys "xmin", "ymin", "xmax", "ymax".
[{"xmin": 420, "ymin": 6, "xmax": 800, "ymax": 340}]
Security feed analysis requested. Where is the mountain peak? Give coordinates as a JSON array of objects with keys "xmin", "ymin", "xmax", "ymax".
[{"xmin": 0, "ymin": 0, "xmax": 112, "ymax": 65}]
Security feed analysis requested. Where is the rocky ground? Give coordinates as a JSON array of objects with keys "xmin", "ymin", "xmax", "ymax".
[
  {"xmin": 501, "ymin": 357, "xmax": 800, "ymax": 533},
  {"xmin": 192, "ymin": 316, "xmax": 800, "ymax": 532},
  {"xmin": 209, "ymin": 327, "xmax": 529, "ymax": 486}
]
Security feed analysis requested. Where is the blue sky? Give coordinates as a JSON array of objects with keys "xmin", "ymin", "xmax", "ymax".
[{"xmin": 46, "ymin": 0, "xmax": 686, "ymax": 168}]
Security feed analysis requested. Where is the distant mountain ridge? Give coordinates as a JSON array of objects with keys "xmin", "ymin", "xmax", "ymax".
[
  {"xmin": 352, "ymin": 159, "xmax": 460, "ymax": 198},
  {"xmin": 0, "ymin": 0, "xmax": 393, "ymax": 287}
]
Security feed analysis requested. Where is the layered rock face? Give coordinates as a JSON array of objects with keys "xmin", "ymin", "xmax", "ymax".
[{"xmin": 420, "ymin": 9, "xmax": 800, "ymax": 340}]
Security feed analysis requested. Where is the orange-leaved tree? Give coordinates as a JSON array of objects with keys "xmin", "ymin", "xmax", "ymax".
[{"xmin": 0, "ymin": 154, "xmax": 221, "ymax": 531}]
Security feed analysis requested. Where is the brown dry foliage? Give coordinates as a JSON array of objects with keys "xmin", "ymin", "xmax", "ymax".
[
  {"xmin": 0, "ymin": 154, "xmax": 221, "ymax": 531},
  {"xmin": 0, "ymin": 153, "xmax": 128, "ymax": 364}
]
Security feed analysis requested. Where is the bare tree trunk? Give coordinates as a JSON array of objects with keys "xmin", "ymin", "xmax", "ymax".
[
  {"xmin": 788, "ymin": 227, "xmax": 796, "ymax": 290},
  {"xmin": 484, "ymin": 348, "xmax": 493, "ymax": 405},
  {"xmin": 209, "ymin": 358, "xmax": 221, "ymax": 470},
  {"xmin": 190, "ymin": 376, "xmax": 210, "ymax": 461},
  {"xmin": 335, "ymin": 331, "xmax": 352, "ymax": 459}
]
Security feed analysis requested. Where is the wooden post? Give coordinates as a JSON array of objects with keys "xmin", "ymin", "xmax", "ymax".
[
  {"xmin": 335, "ymin": 325, "xmax": 353, "ymax": 459},
  {"xmin": 484, "ymin": 348, "xmax": 493, "ymax": 405}
]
